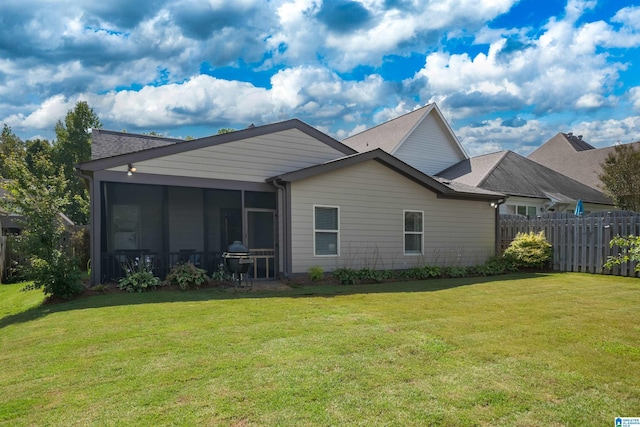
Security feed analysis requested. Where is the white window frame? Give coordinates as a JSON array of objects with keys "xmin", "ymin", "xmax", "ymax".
[
  {"xmin": 507, "ymin": 204, "xmax": 537, "ymax": 216},
  {"xmin": 313, "ymin": 205, "xmax": 340, "ymax": 257},
  {"xmin": 403, "ymin": 210, "xmax": 424, "ymax": 256}
]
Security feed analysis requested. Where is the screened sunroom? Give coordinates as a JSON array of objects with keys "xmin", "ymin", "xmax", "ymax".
[{"xmin": 99, "ymin": 182, "xmax": 277, "ymax": 282}]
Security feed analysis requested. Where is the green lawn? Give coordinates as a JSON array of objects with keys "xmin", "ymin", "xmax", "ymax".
[{"xmin": 1, "ymin": 273, "xmax": 639, "ymax": 426}]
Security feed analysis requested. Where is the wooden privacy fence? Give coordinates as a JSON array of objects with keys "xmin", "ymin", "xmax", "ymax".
[{"xmin": 499, "ymin": 211, "xmax": 640, "ymax": 277}]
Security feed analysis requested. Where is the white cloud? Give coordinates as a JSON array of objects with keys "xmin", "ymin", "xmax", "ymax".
[
  {"xmin": 411, "ymin": 1, "xmax": 638, "ymax": 120},
  {"xmin": 456, "ymin": 118, "xmax": 548, "ymax": 156},
  {"xmin": 612, "ymin": 6, "xmax": 640, "ymax": 31},
  {"xmin": 570, "ymin": 116, "xmax": 640, "ymax": 146},
  {"xmin": 575, "ymin": 93, "xmax": 605, "ymax": 109},
  {"xmin": 372, "ymin": 101, "xmax": 420, "ymax": 124},
  {"xmin": 268, "ymin": 65, "xmax": 392, "ymax": 117},
  {"xmin": 96, "ymin": 75, "xmax": 273, "ymax": 127},
  {"xmin": 630, "ymin": 87, "xmax": 640, "ymax": 111},
  {"xmin": 269, "ymin": 0, "xmax": 518, "ymax": 71},
  {"xmin": 5, "ymin": 95, "xmax": 76, "ymax": 130}
]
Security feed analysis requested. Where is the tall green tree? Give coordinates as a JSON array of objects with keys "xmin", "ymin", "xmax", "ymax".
[
  {"xmin": 599, "ymin": 144, "xmax": 640, "ymax": 212},
  {"xmin": 0, "ymin": 124, "xmax": 26, "ymax": 179},
  {"xmin": 0, "ymin": 154, "xmax": 82, "ymax": 299},
  {"xmin": 25, "ymin": 138, "xmax": 54, "ymax": 179},
  {"xmin": 53, "ymin": 101, "xmax": 102, "ymax": 224}
]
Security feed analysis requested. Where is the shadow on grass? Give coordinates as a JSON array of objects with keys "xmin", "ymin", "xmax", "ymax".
[{"xmin": 0, "ymin": 272, "xmax": 552, "ymax": 329}]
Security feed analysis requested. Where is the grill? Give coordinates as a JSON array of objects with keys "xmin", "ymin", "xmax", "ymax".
[{"xmin": 222, "ymin": 241, "xmax": 253, "ymax": 286}]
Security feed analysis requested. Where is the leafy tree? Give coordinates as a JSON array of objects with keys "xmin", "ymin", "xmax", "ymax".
[
  {"xmin": 0, "ymin": 154, "xmax": 82, "ymax": 299},
  {"xmin": 53, "ymin": 101, "xmax": 102, "ymax": 224},
  {"xmin": 0, "ymin": 124, "xmax": 26, "ymax": 179},
  {"xmin": 217, "ymin": 128, "xmax": 236, "ymax": 134},
  {"xmin": 599, "ymin": 144, "xmax": 640, "ymax": 212},
  {"xmin": 604, "ymin": 235, "xmax": 640, "ymax": 272},
  {"xmin": 25, "ymin": 138, "xmax": 54, "ymax": 179}
]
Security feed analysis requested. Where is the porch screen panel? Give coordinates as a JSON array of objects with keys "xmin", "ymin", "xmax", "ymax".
[
  {"xmin": 105, "ymin": 182, "xmax": 164, "ymax": 253},
  {"xmin": 168, "ymin": 187, "xmax": 204, "ymax": 252},
  {"xmin": 204, "ymin": 189, "xmax": 242, "ymax": 253}
]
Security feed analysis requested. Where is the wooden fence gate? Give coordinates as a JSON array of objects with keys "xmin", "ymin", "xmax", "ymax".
[{"xmin": 499, "ymin": 211, "xmax": 640, "ymax": 277}]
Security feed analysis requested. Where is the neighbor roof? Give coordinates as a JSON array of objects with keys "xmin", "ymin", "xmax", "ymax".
[
  {"xmin": 563, "ymin": 132, "xmax": 595, "ymax": 151},
  {"xmin": 528, "ymin": 133, "xmax": 640, "ymax": 190},
  {"xmin": 80, "ymin": 119, "xmax": 357, "ymax": 172},
  {"xmin": 437, "ymin": 150, "xmax": 612, "ymax": 205},
  {"xmin": 269, "ymin": 148, "xmax": 503, "ymax": 201}
]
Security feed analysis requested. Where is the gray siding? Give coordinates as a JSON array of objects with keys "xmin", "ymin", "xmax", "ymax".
[
  {"xmin": 290, "ymin": 160, "xmax": 495, "ymax": 273},
  {"xmin": 393, "ymin": 113, "xmax": 466, "ymax": 175},
  {"xmin": 106, "ymin": 129, "xmax": 346, "ymax": 182}
]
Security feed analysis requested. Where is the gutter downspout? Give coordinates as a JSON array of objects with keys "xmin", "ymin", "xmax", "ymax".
[
  {"xmin": 75, "ymin": 167, "xmax": 96, "ymax": 285},
  {"xmin": 271, "ymin": 180, "xmax": 289, "ymax": 279},
  {"xmin": 493, "ymin": 198, "xmax": 506, "ymax": 256}
]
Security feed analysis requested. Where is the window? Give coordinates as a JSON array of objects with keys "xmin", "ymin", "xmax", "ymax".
[
  {"xmin": 314, "ymin": 206, "xmax": 339, "ymax": 256},
  {"xmin": 506, "ymin": 204, "xmax": 537, "ymax": 217},
  {"xmin": 404, "ymin": 210, "xmax": 423, "ymax": 255}
]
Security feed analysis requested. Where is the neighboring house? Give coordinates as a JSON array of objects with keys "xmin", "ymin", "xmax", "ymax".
[
  {"xmin": 437, "ymin": 150, "xmax": 614, "ymax": 215},
  {"xmin": 77, "ymin": 119, "xmax": 503, "ymax": 285},
  {"xmin": 343, "ymin": 103, "xmax": 468, "ymax": 175},
  {"xmin": 0, "ymin": 186, "xmax": 75, "ymax": 236},
  {"xmin": 342, "ymin": 107, "xmax": 615, "ymax": 216},
  {"xmin": 0, "ymin": 186, "xmax": 23, "ymax": 236},
  {"xmin": 528, "ymin": 132, "xmax": 640, "ymax": 190}
]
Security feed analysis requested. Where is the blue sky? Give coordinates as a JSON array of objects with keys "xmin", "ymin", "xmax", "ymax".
[{"xmin": 1, "ymin": 0, "xmax": 639, "ymax": 155}]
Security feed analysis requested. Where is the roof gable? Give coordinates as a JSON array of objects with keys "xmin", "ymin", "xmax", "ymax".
[
  {"xmin": 79, "ymin": 119, "xmax": 356, "ymax": 172},
  {"xmin": 270, "ymin": 149, "xmax": 501, "ymax": 200},
  {"xmin": 528, "ymin": 133, "xmax": 640, "ymax": 189},
  {"xmin": 342, "ymin": 103, "xmax": 468, "ymax": 161}
]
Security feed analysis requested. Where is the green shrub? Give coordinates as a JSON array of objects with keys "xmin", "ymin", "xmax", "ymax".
[
  {"xmin": 400, "ymin": 265, "xmax": 442, "ymax": 280},
  {"xmin": 22, "ymin": 251, "xmax": 83, "ymax": 300},
  {"xmin": 308, "ymin": 266, "xmax": 324, "ymax": 281},
  {"xmin": 442, "ymin": 266, "xmax": 468, "ymax": 278},
  {"xmin": 164, "ymin": 263, "xmax": 210, "ymax": 290},
  {"xmin": 211, "ymin": 263, "xmax": 231, "ymax": 283},
  {"xmin": 118, "ymin": 257, "xmax": 161, "ymax": 293},
  {"xmin": 470, "ymin": 256, "xmax": 519, "ymax": 276},
  {"xmin": 357, "ymin": 268, "xmax": 393, "ymax": 283},
  {"xmin": 333, "ymin": 268, "xmax": 358, "ymax": 285},
  {"xmin": 504, "ymin": 231, "xmax": 552, "ymax": 268},
  {"xmin": 605, "ymin": 234, "xmax": 640, "ymax": 272}
]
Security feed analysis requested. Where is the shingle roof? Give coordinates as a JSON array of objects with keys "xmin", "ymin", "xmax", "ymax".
[
  {"xmin": 342, "ymin": 104, "xmax": 433, "ymax": 153},
  {"xmin": 436, "ymin": 151, "xmax": 507, "ymax": 187},
  {"xmin": 91, "ymin": 129, "xmax": 184, "ymax": 160},
  {"xmin": 563, "ymin": 132, "xmax": 595, "ymax": 151},
  {"xmin": 437, "ymin": 150, "xmax": 612, "ymax": 205},
  {"xmin": 528, "ymin": 133, "xmax": 640, "ymax": 189}
]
